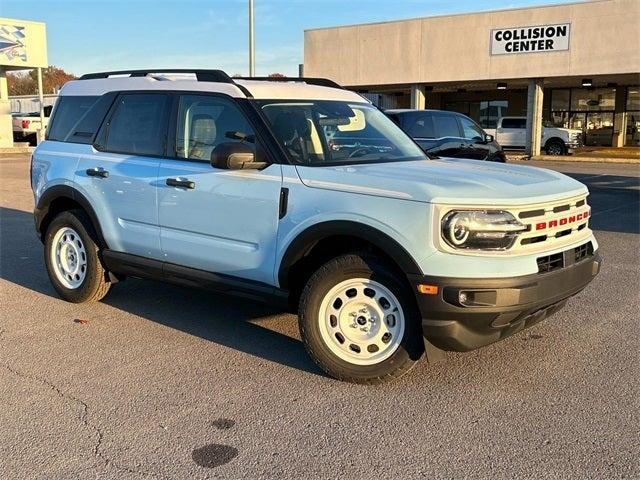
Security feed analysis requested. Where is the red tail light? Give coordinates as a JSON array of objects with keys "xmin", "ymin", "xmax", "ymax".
[{"xmin": 22, "ymin": 119, "xmax": 31, "ymax": 129}]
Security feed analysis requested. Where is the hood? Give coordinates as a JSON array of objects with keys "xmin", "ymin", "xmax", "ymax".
[{"xmin": 295, "ymin": 158, "xmax": 588, "ymax": 206}]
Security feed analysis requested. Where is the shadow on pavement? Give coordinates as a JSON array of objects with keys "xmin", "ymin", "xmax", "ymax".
[
  {"xmin": 559, "ymin": 173, "xmax": 640, "ymax": 235},
  {"xmin": 0, "ymin": 206, "xmax": 322, "ymax": 377}
]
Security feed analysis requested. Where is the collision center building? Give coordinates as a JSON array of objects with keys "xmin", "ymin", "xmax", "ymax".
[{"xmin": 303, "ymin": 0, "xmax": 640, "ymax": 153}]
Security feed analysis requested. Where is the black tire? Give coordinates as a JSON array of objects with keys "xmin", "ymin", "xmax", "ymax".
[
  {"xmin": 299, "ymin": 253, "xmax": 424, "ymax": 384},
  {"xmin": 44, "ymin": 209, "xmax": 111, "ymax": 303},
  {"xmin": 545, "ymin": 139, "xmax": 566, "ymax": 156}
]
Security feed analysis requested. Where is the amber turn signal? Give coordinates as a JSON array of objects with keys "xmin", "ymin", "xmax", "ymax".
[{"xmin": 417, "ymin": 284, "xmax": 438, "ymax": 295}]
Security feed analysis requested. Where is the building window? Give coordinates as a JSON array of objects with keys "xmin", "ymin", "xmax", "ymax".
[
  {"xmin": 443, "ymin": 100, "xmax": 508, "ymax": 129},
  {"xmin": 479, "ymin": 101, "xmax": 508, "ymax": 129},
  {"xmin": 551, "ymin": 89, "xmax": 570, "ymax": 111},
  {"xmin": 570, "ymin": 88, "xmax": 616, "ymax": 112},
  {"xmin": 626, "ymin": 87, "xmax": 640, "ymax": 146},
  {"xmin": 548, "ymin": 87, "xmax": 618, "ymax": 146}
]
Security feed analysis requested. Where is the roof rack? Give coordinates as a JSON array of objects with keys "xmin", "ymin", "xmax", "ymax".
[
  {"xmin": 77, "ymin": 70, "xmax": 344, "ymax": 98},
  {"xmin": 235, "ymin": 76, "xmax": 344, "ymax": 90},
  {"xmin": 79, "ymin": 69, "xmax": 235, "ymax": 83}
]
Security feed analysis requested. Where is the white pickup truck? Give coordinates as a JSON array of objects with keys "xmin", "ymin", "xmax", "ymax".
[
  {"xmin": 487, "ymin": 116, "xmax": 583, "ymax": 155},
  {"xmin": 12, "ymin": 106, "xmax": 52, "ymax": 145}
]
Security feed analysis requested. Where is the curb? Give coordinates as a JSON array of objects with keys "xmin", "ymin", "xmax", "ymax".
[
  {"xmin": 0, "ymin": 147, "xmax": 35, "ymax": 155},
  {"xmin": 518, "ymin": 155, "xmax": 640, "ymax": 165}
]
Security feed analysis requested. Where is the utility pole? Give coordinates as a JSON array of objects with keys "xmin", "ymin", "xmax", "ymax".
[
  {"xmin": 37, "ymin": 67, "xmax": 45, "ymax": 144},
  {"xmin": 249, "ymin": 0, "xmax": 255, "ymax": 76}
]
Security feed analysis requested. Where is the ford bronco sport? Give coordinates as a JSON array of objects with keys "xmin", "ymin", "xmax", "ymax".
[{"xmin": 32, "ymin": 70, "xmax": 600, "ymax": 384}]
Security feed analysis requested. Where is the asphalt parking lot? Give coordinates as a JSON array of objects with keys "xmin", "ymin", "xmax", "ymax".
[{"xmin": 1, "ymin": 155, "xmax": 638, "ymax": 479}]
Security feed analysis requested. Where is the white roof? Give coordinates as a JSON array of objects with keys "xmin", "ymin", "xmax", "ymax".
[{"xmin": 59, "ymin": 75, "xmax": 367, "ymax": 103}]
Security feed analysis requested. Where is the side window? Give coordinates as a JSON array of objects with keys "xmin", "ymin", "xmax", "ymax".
[
  {"xmin": 459, "ymin": 116, "xmax": 485, "ymax": 141},
  {"xmin": 104, "ymin": 94, "xmax": 171, "ymax": 156},
  {"xmin": 176, "ymin": 95, "xmax": 255, "ymax": 162},
  {"xmin": 501, "ymin": 118, "xmax": 527, "ymax": 129},
  {"xmin": 47, "ymin": 96, "xmax": 99, "ymax": 141},
  {"xmin": 405, "ymin": 113, "xmax": 435, "ymax": 138},
  {"xmin": 434, "ymin": 114, "xmax": 461, "ymax": 138}
]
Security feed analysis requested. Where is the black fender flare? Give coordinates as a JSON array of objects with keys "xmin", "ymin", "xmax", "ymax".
[
  {"xmin": 277, "ymin": 220, "xmax": 423, "ymax": 288},
  {"xmin": 34, "ymin": 185, "xmax": 107, "ymax": 247}
]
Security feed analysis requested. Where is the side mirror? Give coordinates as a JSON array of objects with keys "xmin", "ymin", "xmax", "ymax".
[
  {"xmin": 210, "ymin": 142, "xmax": 267, "ymax": 170},
  {"xmin": 484, "ymin": 133, "xmax": 494, "ymax": 143}
]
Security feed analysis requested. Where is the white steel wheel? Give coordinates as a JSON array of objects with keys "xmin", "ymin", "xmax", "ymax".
[
  {"xmin": 318, "ymin": 278, "xmax": 405, "ymax": 366},
  {"xmin": 50, "ymin": 227, "xmax": 88, "ymax": 289}
]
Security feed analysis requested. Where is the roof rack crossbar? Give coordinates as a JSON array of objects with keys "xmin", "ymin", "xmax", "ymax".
[
  {"xmin": 235, "ymin": 76, "xmax": 344, "ymax": 90},
  {"xmin": 79, "ymin": 69, "xmax": 235, "ymax": 84}
]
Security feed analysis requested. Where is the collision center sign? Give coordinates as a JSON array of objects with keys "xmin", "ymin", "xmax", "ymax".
[{"xmin": 491, "ymin": 23, "xmax": 570, "ymax": 55}]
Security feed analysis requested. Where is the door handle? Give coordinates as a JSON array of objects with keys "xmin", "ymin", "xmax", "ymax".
[
  {"xmin": 166, "ymin": 177, "xmax": 195, "ymax": 189},
  {"xmin": 86, "ymin": 167, "xmax": 109, "ymax": 178}
]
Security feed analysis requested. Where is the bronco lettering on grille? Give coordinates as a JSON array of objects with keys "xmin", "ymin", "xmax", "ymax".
[{"xmin": 535, "ymin": 210, "xmax": 590, "ymax": 231}]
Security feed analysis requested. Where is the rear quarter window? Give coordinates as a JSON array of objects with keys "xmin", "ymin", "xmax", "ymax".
[
  {"xmin": 501, "ymin": 118, "xmax": 527, "ymax": 129},
  {"xmin": 47, "ymin": 96, "xmax": 99, "ymax": 141}
]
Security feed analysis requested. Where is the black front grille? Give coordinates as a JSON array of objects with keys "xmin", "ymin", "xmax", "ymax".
[
  {"xmin": 537, "ymin": 242, "xmax": 593, "ymax": 273},
  {"xmin": 575, "ymin": 242, "xmax": 593, "ymax": 262},
  {"xmin": 537, "ymin": 252, "xmax": 564, "ymax": 273}
]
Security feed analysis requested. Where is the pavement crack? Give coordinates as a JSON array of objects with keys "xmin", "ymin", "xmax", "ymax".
[{"xmin": 1, "ymin": 363, "xmax": 159, "ymax": 478}]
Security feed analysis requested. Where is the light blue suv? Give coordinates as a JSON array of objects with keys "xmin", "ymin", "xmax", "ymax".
[{"xmin": 32, "ymin": 70, "xmax": 600, "ymax": 383}]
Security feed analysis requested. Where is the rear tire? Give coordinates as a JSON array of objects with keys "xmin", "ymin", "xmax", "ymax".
[
  {"xmin": 44, "ymin": 210, "xmax": 111, "ymax": 303},
  {"xmin": 299, "ymin": 253, "xmax": 423, "ymax": 384}
]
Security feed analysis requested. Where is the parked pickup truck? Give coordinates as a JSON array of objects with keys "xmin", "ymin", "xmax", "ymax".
[
  {"xmin": 487, "ymin": 116, "xmax": 583, "ymax": 155},
  {"xmin": 12, "ymin": 106, "xmax": 52, "ymax": 145}
]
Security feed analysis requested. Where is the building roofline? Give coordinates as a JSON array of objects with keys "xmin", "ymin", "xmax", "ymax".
[{"xmin": 304, "ymin": 0, "xmax": 608, "ymax": 32}]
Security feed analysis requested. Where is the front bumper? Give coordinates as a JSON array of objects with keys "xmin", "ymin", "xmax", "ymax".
[{"xmin": 408, "ymin": 252, "xmax": 601, "ymax": 351}]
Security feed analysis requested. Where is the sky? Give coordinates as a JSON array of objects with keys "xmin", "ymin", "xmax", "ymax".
[{"xmin": 3, "ymin": 0, "xmax": 579, "ymax": 77}]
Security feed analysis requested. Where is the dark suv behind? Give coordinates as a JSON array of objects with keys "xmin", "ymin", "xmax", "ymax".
[{"xmin": 386, "ymin": 109, "xmax": 506, "ymax": 162}]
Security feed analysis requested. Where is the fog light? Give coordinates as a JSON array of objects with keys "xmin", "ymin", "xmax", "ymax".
[{"xmin": 459, "ymin": 292, "xmax": 468, "ymax": 304}]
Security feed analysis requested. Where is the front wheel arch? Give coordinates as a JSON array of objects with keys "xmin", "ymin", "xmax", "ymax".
[{"xmin": 278, "ymin": 221, "xmax": 422, "ymax": 290}]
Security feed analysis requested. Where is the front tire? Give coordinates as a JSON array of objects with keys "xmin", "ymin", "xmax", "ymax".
[
  {"xmin": 44, "ymin": 210, "xmax": 111, "ymax": 303},
  {"xmin": 545, "ymin": 139, "xmax": 566, "ymax": 156},
  {"xmin": 299, "ymin": 253, "xmax": 423, "ymax": 384}
]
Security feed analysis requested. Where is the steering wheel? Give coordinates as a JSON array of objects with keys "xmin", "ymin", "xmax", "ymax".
[{"xmin": 348, "ymin": 147, "xmax": 376, "ymax": 158}]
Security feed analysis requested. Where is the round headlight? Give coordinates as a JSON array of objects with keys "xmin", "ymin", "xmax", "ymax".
[
  {"xmin": 447, "ymin": 215, "xmax": 470, "ymax": 246},
  {"xmin": 441, "ymin": 210, "xmax": 526, "ymax": 250}
]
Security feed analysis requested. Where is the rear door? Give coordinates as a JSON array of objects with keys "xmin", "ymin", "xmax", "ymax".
[
  {"xmin": 157, "ymin": 93, "xmax": 282, "ymax": 284},
  {"xmin": 76, "ymin": 93, "xmax": 171, "ymax": 259},
  {"xmin": 497, "ymin": 118, "xmax": 526, "ymax": 148}
]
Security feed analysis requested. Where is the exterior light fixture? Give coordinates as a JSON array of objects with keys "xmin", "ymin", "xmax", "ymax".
[
  {"xmin": 497, "ymin": 82, "xmax": 507, "ymax": 90},
  {"xmin": 582, "ymin": 78, "xmax": 593, "ymax": 87}
]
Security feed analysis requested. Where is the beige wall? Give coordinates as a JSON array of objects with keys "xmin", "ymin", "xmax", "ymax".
[{"xmin": 304, "ymin": 0, "xmax": 640, "ymax": 86}]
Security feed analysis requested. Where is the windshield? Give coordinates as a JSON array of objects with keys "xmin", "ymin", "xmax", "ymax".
[{"xmin": 257, "ymin": 100, "xmax": 427, "ymax": 165}]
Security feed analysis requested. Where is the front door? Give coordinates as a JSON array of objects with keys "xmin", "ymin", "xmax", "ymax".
[
  {"xmin": 76, "ymin": 93, "xmax": 172, "ymax": 259},
  {"xmin": 457, "ymin": 115, "xmax": 491, "ymax": 159},
  {"xmin": 157, "ymin": 94, "xmax": 283, "ymax": 285}
]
